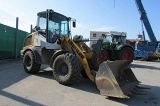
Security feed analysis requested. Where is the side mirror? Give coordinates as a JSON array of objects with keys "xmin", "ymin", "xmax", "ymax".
[{"xmin": 73, "ymin": 21, "xmax": 76, "ymax": 28}]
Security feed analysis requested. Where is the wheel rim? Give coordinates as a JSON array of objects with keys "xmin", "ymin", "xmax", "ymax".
[
  {"xmin": 100, "ymin": 51, "xmax": 107, "ymax": 62},
  {"xmin": 122, "ymin": 50, "xmax": 132, "ymax": 60},
  {"xmin": 25, "ymin": 55, "xmax": 31, "ymax": 67},
  {"xmin": 57, "ymin": 62, "xmax": 68, "ymax": 76}
]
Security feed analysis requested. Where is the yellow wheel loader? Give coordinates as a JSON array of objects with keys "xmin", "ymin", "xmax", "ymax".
[{"xmin": 21, "ymin": 9, "xmax": 145, "ymax": 98}]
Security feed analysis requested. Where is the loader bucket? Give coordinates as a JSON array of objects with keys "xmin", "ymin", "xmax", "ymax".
[{"xmin": 96, "ymin": 60, "xmax": 140, "ymax": 98}]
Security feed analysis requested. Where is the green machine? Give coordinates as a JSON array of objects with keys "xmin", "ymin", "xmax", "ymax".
[{"xmin": 99, "ymin": 32, "xmax": 134, "ymax": 63}]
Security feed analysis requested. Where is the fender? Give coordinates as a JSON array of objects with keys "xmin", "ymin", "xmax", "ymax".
[
  {"xmin": 50, "ymin": 50, "xmax": 69, "ymax": 67},
  {"xmin": 22, "ymin": 47, "xmax": 42, "ymax": 64},
  {"xmin": 116, "ymin": 44, "xmax": 134, "ymax": 51}
]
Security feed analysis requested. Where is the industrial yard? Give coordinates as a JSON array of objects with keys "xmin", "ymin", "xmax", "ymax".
[{"xmin": 0, "ymin": 1, "xmax": 160, "ymax": 106}]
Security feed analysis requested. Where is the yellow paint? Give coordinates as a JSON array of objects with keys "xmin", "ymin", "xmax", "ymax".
[
  {"xmin": 60, "ymin": 36, "xmax": 96, "ymax": 82},
  {"xmin": 23, "ymin": 32, "xmax": 37, "ymax": 51},
  {"xmin": 31, "ymin": 32, "xmax": 37, "ymax": 45}
]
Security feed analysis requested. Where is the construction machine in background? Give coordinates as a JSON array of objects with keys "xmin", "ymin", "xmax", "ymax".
[
  {"xmin": 21, "ymin": 9, "xmax": 145, "ymax": 98},
  {"xmin": 99, "ymin": 31, "xmax": 134, "ymax": 63},
  {"xmin": 134, "ymin": 0, "xmax": 160, "ymax": 60}
]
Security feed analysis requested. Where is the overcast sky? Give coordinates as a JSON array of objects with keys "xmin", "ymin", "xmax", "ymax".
[{"xmin": 0, "ymin": 0, "xmax": 160, "ymax": 40}]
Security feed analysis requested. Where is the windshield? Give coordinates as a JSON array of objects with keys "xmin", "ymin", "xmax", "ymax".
[
  {"xmin": 112, "ymin": 35, "xmax": 126, "ymax": 43},
  {"xmin": 103, "ymin": 35, "xmax": 126, "ymax": 44},
  {"xmin": 104, "ymin": 35, "xmax": 112, "ymax": 42},
  {"xmin": 49, "ymin": 13, "xmax": 69, "ymax": 35},
  {"xmin": 37, "ymin": 11, "xmax": 70, "ymax": 43},
  {"xmin": 47, "ymin": 13, "xmax": 70, "ymax": 43}
]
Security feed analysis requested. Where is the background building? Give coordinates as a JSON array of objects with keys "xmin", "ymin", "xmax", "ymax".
[{"xmin": 89, "ymin": 31, "xmax": 109, "ymax": 46}]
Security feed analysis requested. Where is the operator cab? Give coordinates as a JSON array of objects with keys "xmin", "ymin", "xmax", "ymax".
[
  {"xmin": 103, "ymin": 33, "xmax": 126, "ymax": 44},
  {"xmin": 35, "ymin": 9, "xmax": 76, "ymax": 44}
]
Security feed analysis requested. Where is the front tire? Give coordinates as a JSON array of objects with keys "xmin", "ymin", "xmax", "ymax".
[
  {"xmin": 81, "ymin": 69, "xmax": 88, "ymax": 78},
  {"xmin": 52, "ymin": 53, "xmax": 81, "ymax": 85},
  {"xmin": 23, "ymin": 51, "xmax": 41, "ymax": 74}
]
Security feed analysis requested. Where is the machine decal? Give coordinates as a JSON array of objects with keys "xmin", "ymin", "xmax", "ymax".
[{"xmin": 68, "ymin": 39, "xmax": 84, "ymax": 59}]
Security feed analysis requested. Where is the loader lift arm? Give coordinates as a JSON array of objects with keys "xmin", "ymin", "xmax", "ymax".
[
  {"xmin": 58, "ymin": 35, "xmax": 103, "ymax": 82},
  {"xmin": 57, "ymin": 35, "xmax": 142, "ymax": 98}
]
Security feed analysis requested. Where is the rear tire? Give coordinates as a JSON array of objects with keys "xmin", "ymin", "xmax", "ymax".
[
  {"xmin": 99, "ymin": 49, "xmax": 109, "ymax": 63},
  {"xmin": 23, "ymin": 51, "xmax": 41, "ymax": 74},
  {"xmin": 52, "ymin": 53, "xmax": 81, "ymax": 85},
  {"xmin": 119, "ymin": 47, "xmax": 134, "ymax": 63}
]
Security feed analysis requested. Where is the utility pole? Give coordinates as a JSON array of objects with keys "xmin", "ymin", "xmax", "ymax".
[
  {"xmin": 30, "ymin": 24, "xmax": 33, "ymax": 33},
  {"xmin": 15, "ymin": 17, "xmax": 18, "ymax": 59}
]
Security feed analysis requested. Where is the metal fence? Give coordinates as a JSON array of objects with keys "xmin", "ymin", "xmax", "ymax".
[
  {"xmin": 0, "ymin": 10, "xmax": 32, "ymax": 59},
  {"xmin": 0, "ymin": 23, "xmax": 29, "ymax": 59}
]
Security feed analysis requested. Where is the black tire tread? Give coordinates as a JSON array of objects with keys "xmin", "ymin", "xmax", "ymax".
[
  {"xmin": 119, "ymin": 47, "xmax": 134, "ymax": 63},
  {"xmin": 100, "ymin": 49, "xmax": 109, "ymax": 62},
  {"xmin": 52, "ymin": 53, "xmax": 81, "ymax": 85},
  {"xmin": 23, "ymin": 50, "xmax": 41, "ymax": 74}
]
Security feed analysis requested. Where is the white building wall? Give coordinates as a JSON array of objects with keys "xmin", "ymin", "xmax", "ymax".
[{"xmin": 89, "ymin": 31, "xmax": 109, "ymax": 46}]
